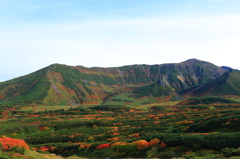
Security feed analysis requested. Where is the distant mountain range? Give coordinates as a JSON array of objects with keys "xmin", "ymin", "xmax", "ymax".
[{"xmin": 0, "ymin": 58, "xmax": 239, "ymax": 106}]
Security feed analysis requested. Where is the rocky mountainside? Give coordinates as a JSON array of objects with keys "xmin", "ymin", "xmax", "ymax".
[
  {"xmin": 0, "ymin": 59, "xmax": 228, "ymax": 106},
  {"xmin": 180, "ymin": 69, "xmax": 240, "ymax": 97}
]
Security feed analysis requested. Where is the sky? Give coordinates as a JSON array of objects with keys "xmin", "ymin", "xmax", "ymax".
[{"xmin": 1, "ymin": 0, "xmax": 240, "ymax": 82}]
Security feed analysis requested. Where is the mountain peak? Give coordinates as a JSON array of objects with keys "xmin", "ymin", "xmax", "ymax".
[{"xmin": 182, "ymin": 58, "xmax": 201, "ymax": 63}]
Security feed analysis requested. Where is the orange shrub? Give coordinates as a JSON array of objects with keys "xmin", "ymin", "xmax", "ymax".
[
  {"xmin": 133, "ymin": 140, "xmax": 150, "ymax": 150},
  {"xmin": 79, "ymin": 144, "xmax": 92, "ymax": 150},
  {"xmin": 112, "ymin": 133, "xmax": 120, "ymax": 135},
  {"xmin": 39, "ymin": 146, "xmax": 55, "ymax": 151},
  {"xmin": 149, "ymin": 138, "xmax": 160, "ymax": 146},
  {"xmin": 0, "ymin": 137, "xmax": 29, "ymax": 150},
  {"xmin": 107, "ymin": 137, "xmax": 122, "ymax": 142}
]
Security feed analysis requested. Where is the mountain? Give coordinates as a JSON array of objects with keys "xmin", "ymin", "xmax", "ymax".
[
  {"xmin": 0, "ymin": 59, "xmax": 227, "ymax": 106},
  {"xmin": 180, "ymin": 69, "xmax": 240, "ymax": 97},
  {"xmin": 221, "ymin": 66, "xmax": 233, "ymax": 71},
  {"xmin": 221, "ymin": 66, "xmax": 240, "ymax": 72}
]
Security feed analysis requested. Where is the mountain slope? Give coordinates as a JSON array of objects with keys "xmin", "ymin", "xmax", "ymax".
[
  {"xmin": 221, "ymin": 66, "xmax": 240, "ymax": 72},
  {"xmin": 180, "ymin": 69, "xmax": 240, "ymax": 97},
  {"xmin": 0, "ymin": 59, "xmax": 227, "ymax": 106}
]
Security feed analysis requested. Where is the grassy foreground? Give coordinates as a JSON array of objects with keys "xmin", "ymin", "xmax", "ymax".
[{"xmin": 2, "ymin": 98, "xmax": 240, "ymax": 158}]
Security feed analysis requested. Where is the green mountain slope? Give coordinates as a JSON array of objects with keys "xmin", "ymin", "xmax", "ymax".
[
  {"xmin": 0, "ymin": 59, "xmax": 227, "ymax": 106},
  {"xmin": 102, "ymin": 81, "xmax": 179, "ymax": 106},
  {"xmin": 180, "ymin": 69, "xmax": 240, "ymax": 97},
  {"xmin": 176, "ymin": 96, "xmax": 240, "ymax": 105}
]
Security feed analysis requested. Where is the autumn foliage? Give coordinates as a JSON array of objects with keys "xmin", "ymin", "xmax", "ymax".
[
  {"xmin": 0, "ymin": 137, "xmax": 29, "ymax": 150},
  {"xmin": 79, "ymin": 144, "xmax": 92, "ymax": 150},
  {"xmin": 133, "ymin": 140, "xmax": 150, "ymax": 150},
  {"xmin": 160, "ymin": 141, "xmax": 167, "ymax": 147},
  {"xmin": 149, "ymin": 138, "xmax": 160, "ymax": 146},
  {"xmin": 96, "ymin": 143, "xmax": 111, "ymax": 150}
]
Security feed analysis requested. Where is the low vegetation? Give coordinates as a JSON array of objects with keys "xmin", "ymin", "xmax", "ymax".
[{"xmin": 1, "ymin": 97, "xmax": 240, "ymax": 158}]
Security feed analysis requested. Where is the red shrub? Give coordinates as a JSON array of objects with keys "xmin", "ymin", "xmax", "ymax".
[
  {"xmin": 0, "ymin": 137, "xmax": 29, "ymax": 150},
  {"xmin": 160, "ymin": 141, "xmax": 167, "ymax": 147},
  {"xmin": 96, "ymin": 143, "xmax": 111, "ymax": 150},
  {"xmin": 38, "ymin": 146, "xmax": 55, "ymax": 152}
]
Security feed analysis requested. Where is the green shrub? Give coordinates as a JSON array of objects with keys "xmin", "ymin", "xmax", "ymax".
[
  {"xmin": 221, "ymin": 147, "xmax": 240, "ymax": 157},
  {"xmin": 192, "ymin": 144, "xmax": 202, "ymax": 152},
  {"xmin": 162, "ymin": 133, "xmax": 183, "ymax": 147},
  {"xmin": 8, "ymin": 145, "xmax": 26, "ymax": 154}
]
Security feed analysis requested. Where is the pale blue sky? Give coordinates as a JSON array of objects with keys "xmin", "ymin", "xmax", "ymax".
[{"xmin": 1, "ymin": 0, "xmax": 240, "ymax": 82}]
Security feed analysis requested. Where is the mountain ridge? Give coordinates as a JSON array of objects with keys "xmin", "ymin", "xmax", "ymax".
[{"xmin": 0, "ymin": 59, "xmax": 232, "ymax": 106}]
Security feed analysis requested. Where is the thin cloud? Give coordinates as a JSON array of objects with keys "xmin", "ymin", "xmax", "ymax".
[{"xmin": 1, "ymin": 6, "xmax": 240, "ymax": 80}]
